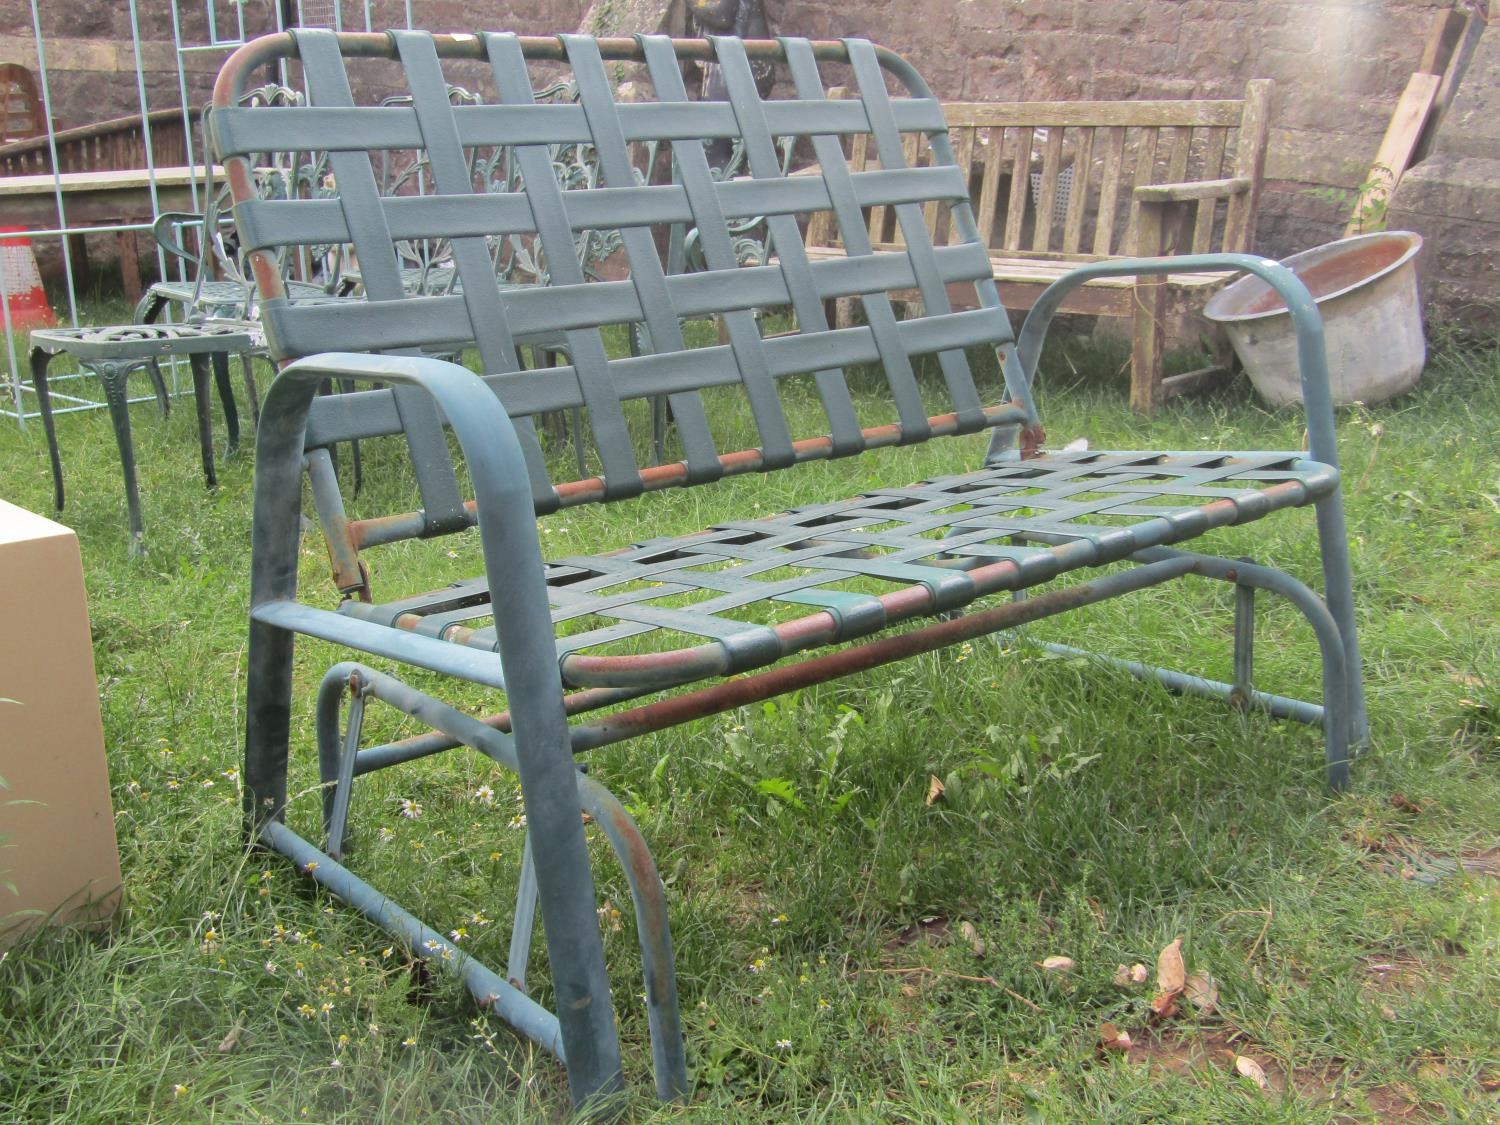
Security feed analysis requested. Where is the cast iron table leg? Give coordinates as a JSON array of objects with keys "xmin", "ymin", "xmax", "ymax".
[
  {"xmin": 97, "ymin": 359, "xmax": 147, "ymax": 554},
  {"xmin": 211, "ymin": 351, "xmax": 241, "ymax": 456},
  {"xmin": 190, "ymin": 353, "xmax": 219, "ymax": 489},
  {"xmin": 239, "ymin": 352, "xmax": 260, "ymax": 428},
  {"xmin": 146, "ymin": 359, "xmax": 171, "ymax": 418},
  {"xmin": 28, "ymin": 346, "xmax": 66, "ymax": 513}
]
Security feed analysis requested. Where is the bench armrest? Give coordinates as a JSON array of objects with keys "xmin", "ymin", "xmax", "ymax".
[
  {"xmin": 1000, "ymin": 254, "xmax": 1339, "ymax": 470},
  {"xmin": 250, "ymin": 348, "xmax": 582, "ymax": 800},
  {"xmin": 250, "ymin": 350, "xmax": 558, "ymax": 670},
  {"xmin": 1133, "ymin": 176, "xmax": 1252, "ymax": 204}
]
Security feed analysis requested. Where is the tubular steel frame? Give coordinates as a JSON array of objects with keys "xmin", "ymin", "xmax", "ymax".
[{"xmin": 214, "ymin": 31, "xmax": 1368, "ymax": 1112}]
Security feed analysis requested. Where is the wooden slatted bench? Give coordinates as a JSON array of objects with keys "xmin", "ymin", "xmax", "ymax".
[
  {"xmin": 807, "ymin": 84, "xmax": 1272, "ymax": 412},
  {"xmin": 213, "ymin": 32, "xmax": 1361, "ymax": 1113}
]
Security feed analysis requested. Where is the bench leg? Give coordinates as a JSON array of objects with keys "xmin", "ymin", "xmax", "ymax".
[
  {"xmin": 577, "ymin": 772, "xmax": 688, "ymax": 1102},
  {"xmin": 1129, "ymin": 282, "xmax": 1167, "ymax": 414},
  {"xmin": 1312, "ymin": 492, "xmax": 1369, "ymax": 752},
  {"xmin": 315, "ymin": 665, "xmax": 366, "ymax": 861},
  {"xmin": 513, "ymin": 735, "xmax": 626, "ymax": 1110},
  {"xmin": 240, "ymin": 353, "xmax": 261, "ymax": 427},
  {"xmin": 116, "ymin": 229, "xmax": 143, "ymax": 309},
  {"xmin": 144, "ymin": 360, "xmax": 171, "ymax": 419},
  {"xmin": 245, "ymin": 620, "xmax": 296, "ymax": 832},
  {"xmin": 507, "ymin": 833, "xmax": 541, "ymax": 992},
  {"xmin": 1130, "ymin": 202, "xmax": 1170, "ymax": 413}
]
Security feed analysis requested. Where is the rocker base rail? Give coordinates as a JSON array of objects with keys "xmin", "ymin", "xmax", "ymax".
[
  {"xmin": 258, "ymin": 817, "xmax": 568, "ymax": 1058},
  {"xmin": 256, "ymin": 540, "xmax": 1349, "ymax": 1105},
  {"xmin": 1034, "ymin": 639, "xmax": 1326, "ymax": 727},
  {"xmin": 298, "ymin": 661, "xmax": 689, "ymax": 1102}
]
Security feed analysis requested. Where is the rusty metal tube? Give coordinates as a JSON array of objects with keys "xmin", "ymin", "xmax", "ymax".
[{"xmin": 569, "ymin": 556, "xmax": 1199, "ymax": 751}]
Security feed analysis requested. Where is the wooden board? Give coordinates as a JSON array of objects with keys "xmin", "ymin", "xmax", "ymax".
[
  {"xmin": 0, "ymin": 164, "xmax": 212, "ymax": 197},
  {"xmin": 1418, "ymin": 7, "xmax": 1470, "ymax": 74},
  {"xmin": 937, "ymin": 100, "xmax": 1244, "ymax": 129},
  {"xmin": 1344, "ymin": 73, "xmax": 1440, "ymax": 237},
  {"xmin": 1415, "ymin": 5, "xmax": 1490, "ymax": 164}
]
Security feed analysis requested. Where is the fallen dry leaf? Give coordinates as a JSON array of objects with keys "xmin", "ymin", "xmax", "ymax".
[
  {"xmin": 924, "ymin": 774, "xmax": 945, "ymax": 806},
  {"xmin": 1234, "ymin": 1054, "xmax": 1269, "ymax": 1090},
  {"xmin": 217, "ymin": 1013, "xmax": 246, "ymax": 1053},
  {"xmin": 1157, "ymin": 938, "xmax": 1186, "ymax": 995},
  {"xmin": 959, "ymin": 920, "xmax": 985, "ymax": 958},
  {"xmin": 1185, "ymin": 970, "xmax": 1219, "ymax": 1014},
  {"xmin": 1149, "ymin": 991, "xmax": 1179, "ymax": 1020},
  {"xmin": 1039, "ymin": 955, "xmax": 1075, "ymax": 973},
  {"xmin": 1112, "ymin": 964, "xmax": 1133, "ymax": 987},
  {"xmin": 884, "ymin": 916, "xmax": 950, "ymax": 950},
  {"xmin": 1098, "ymin": 1021, "xmax": 1132, "ymax": 1052},
  {"xmin": 1390, "ymin": 792, "xmax": 1425, "ymax": 814}
]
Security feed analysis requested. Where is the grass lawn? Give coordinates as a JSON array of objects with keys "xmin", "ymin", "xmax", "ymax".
[{"xmin": 0, "ymin": 318, "xmax": 1496, "ymax": 1122}]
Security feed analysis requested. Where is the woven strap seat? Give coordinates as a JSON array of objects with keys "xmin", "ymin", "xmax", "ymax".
[{"xmin": 328, "ymin": 450, "xmax": 1336, "ymax": 691}]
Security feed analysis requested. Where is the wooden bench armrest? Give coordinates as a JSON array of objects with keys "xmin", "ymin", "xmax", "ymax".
[{"xmin": 1134, "ymin": 177, "xmax": 1253, "ymax": 204}]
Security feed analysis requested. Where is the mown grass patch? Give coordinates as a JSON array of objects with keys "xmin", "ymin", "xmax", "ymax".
[{"xmin": 1, "ymin": 322, "xmax": 1496, "ymax": 1122}]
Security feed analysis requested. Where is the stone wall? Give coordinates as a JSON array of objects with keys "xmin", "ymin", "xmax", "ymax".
[
  {"xmin": 0, "ymin": 2, "xmax": 586, "ymax": 135},
  {"xmin": 769, "ymin": 0, "xmax": 1458, "ymax": 257},
  {"xmin": 0, "ymin": 0, "xmax": 1465, "ymax": 255}
]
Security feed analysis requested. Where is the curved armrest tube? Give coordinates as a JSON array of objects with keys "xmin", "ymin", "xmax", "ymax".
[
  {"xmin": 250, "ymin": 351, "xmax": 550, "ymax": 649},
  {"xmin": 1014, "ymin": 254, "xmax": 1339, "ymax": 469},
  {"xmin": 150, "ymin": 211, "xmax": 206, "ymax": 262}
]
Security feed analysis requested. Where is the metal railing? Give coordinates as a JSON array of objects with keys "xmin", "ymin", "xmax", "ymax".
[{"xmin": 1, "ymin": 1, "xmax": 415, "ymax": 422}]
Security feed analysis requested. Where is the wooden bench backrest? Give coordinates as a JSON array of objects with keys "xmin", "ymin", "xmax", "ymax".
[
  {"xmin": 810, "ymin": 83, "xmax": 1272, "ymax": 260},
  {"xmin": 212, "ymin": 32, "xmax": 1034, "ymax": 564}
]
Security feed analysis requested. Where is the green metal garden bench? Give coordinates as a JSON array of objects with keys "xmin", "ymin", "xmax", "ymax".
[{"xmin": 214, "ymin": 30, "xmax": 1368, "ymax": 1113}]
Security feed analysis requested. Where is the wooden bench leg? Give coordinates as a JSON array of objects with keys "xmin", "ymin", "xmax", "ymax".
[
  {"xmin": 1130, "ymin": 204, "xmax": 1168, "ymax": 413},
  {"xmin": 66, "ymin": 232, "xmax": 91, "ymax": 295},
  {"xmin": 1130, "ymin": 278, "xmax": 1167, "ymax": 413},
  {"xmin": 116, "ymin": 229, "xmax": 142, "ymax": 308}
]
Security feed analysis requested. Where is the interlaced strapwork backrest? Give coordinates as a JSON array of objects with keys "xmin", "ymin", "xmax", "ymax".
[{"xmin": 212, "ymin": 32, "xmax": 1033, "ymax": 542}]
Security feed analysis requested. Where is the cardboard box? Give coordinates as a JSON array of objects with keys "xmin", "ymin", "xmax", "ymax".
[{"xmin": 0, "ymin": 500, "xmax": 121, "ymax": 947}]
